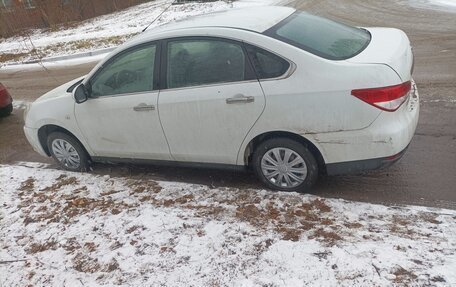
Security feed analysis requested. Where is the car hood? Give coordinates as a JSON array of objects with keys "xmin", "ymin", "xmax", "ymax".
[{"xmin": 35, "ymin": 76, "xmax": 86, "ymax": 103}]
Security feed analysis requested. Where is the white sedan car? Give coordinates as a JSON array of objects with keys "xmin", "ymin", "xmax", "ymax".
[{"xmin": 24, "ymin": 6, "xmax": 419, "ymax": 192}]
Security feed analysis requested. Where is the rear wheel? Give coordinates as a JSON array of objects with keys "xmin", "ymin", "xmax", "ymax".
[
  {"xmin": 47, "ymin": 132, "xmax": 89, "ymax": 172},
  {"xmin": 252, "ymin": 138, "xmax": 318, "ymax": 192},
  {"xmin": 0, "ymin": 104, "xmax": 13, "ymax": 117}
]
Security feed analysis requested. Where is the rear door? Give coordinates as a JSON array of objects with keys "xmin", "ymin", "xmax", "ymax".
[
  {"xmin": 158, "ymin": 37, "xmax": 265, "ymax": 165},
  {"xmin": 75, "ymin": 43, "xmax": 172, "ymax": 160}
]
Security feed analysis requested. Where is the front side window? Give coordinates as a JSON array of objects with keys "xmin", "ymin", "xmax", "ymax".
[
  {"xmin": 90, "ymin": 44, "xmax": 156, "ymax": 97},
  {"xmin": 265, "ymin": 11, "xmax": 371, "ymax": 60},
  {"xmin": 245, "ymin": 44, "xmax": 290, "ymax": 79},
  {"xmin": 167, "ymin": 39, "xmax": 246, "ymax": 89}
]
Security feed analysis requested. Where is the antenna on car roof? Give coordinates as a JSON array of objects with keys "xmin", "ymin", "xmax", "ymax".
[{"xmin": 142, "ymin": 0, "xmax": 176, "ymax": 32}]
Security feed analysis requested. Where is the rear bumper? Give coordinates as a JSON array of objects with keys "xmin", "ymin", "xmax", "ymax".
[
  {"xmin": 326, "ymin": 144, "xmax": 409, "ymax": 175},
  {"xmin": 310, "ymin": 80, "xmax": 419, "ymax": 174}
]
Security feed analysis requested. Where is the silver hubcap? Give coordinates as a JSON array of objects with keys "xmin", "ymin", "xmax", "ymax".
[
  {"xmin": 51, "ymin": 139, "xmax": 81, "ymax": 169},
  {"xmin": 261, "ymin": 147, "xmax": 307, "ymax": 188}
]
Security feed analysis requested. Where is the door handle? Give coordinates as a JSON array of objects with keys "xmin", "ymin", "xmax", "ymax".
[
  {"xmin": 226, "ymin": 94, "xmax": 255, "ymax": 104},
  {"xmin": 133, "ymin": 103, "xmax": 155, "ymax": 112}
]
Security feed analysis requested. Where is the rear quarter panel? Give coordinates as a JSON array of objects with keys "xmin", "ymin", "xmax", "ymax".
[{"xmin": 230, "ymin": 31, "xmax": 404, "ymax": 164}]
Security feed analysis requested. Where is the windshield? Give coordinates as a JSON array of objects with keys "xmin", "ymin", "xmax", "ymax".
[{"xmin": 265, "ymin": 11, "xmax": 371, "ymax": 60}]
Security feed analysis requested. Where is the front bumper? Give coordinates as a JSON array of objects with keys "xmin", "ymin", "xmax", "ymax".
[{"xmin": 24, "ymin": 126, "xmax": 48, "ymax": 157}]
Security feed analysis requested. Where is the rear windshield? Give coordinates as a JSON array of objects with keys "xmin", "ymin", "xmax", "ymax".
[{"xmin": 265, "ymin": 12, "xmax": 371, "ymax": 60}]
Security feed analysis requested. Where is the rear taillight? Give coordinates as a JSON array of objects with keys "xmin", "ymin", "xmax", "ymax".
[{"xmin": 351, "ymin": 81, "xmax": 411, "ymax": 112}]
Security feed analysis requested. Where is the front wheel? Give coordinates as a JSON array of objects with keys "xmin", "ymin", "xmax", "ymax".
[
  {"xmin": 252, "ymin": 138, "xmax": 318, "ymax": 192},
  {"xmin": 47, "ymin": 132, "xmax": 89, "ymax": 172}
]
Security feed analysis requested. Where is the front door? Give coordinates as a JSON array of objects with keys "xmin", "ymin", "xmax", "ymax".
[
  {"xmin": 75, "ymin": 43, "xmax": 171, "ymax": 160},
  {"xmin": 158, "ymin": 37, "xmax": 265, "ymax": 165}
]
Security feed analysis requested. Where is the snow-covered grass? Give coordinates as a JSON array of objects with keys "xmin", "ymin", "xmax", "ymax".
[
  {"xmin": 0, "ymin": 0, "xmax": 284, "ymax": 65},
  {"xmin": 1, "ymin": 164, "xmax": 455, "ymax": 286}
]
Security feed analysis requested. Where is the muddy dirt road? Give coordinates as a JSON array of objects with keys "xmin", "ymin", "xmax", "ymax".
[{"xmin": 1, "ymin": 0, "xmax": 455, "ymax": 209}]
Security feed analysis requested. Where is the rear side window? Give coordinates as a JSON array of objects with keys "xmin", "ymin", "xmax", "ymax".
[
  {"xmin": 245, "ymin": 44, "xmax": 290, "ymax": 79},
  {"xmin": 167, "ymin": 39, "xmax": 246, "ymax": 89},
  {"xmin": 265, "ymin": 11, "xmax": 371, "ymax": 60}
]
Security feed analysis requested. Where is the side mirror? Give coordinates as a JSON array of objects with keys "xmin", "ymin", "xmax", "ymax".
[{"xmin": 74, "ymin": 84, "xmax": 89, "ymax": 104}]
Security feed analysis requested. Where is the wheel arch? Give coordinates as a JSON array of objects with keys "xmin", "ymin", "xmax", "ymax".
[
  {"xmin": 38, "ymin": 124, "xmax": 90, "ymax": 158},
  {"xmin": 243, "ymin": 131, "xmax": 327, "ymax": 174}
]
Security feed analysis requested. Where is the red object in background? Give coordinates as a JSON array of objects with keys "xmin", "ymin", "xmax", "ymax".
[{"xmin": 0, "ymin": 83, "xmax": 13, "ymax": 117}]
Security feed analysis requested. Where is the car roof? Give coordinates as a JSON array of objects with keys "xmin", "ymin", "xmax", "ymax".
[{"xmin": 142, "ymin": 6, "xmax": 295, "ymax": 35}]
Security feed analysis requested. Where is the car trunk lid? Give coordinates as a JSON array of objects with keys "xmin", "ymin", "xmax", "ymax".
[{"xmin": 347, "ymin": 27, "xmax": 413, "ymax": 82}]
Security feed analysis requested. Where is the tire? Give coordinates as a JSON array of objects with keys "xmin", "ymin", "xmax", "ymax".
[
  {"xmin": 0, "ymin": 104, "xmax": 13, "ymax": 117},
  {"xmin": 252, "ymin": 138, "xmax": 318, "ymax": 192},
  {"xmin": 47, "ymin": 132, "xmax": 90, "ymax": 172}
]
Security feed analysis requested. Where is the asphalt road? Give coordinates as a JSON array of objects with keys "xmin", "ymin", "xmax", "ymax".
[{"xmin": 0, "ymin": 0, "xmax": 455, "ymax": 209}]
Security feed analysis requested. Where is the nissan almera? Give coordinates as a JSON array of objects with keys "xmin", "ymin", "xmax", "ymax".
[{"xmin": 24, "ymin": 6, "xmax": 419, "ymax": 192}]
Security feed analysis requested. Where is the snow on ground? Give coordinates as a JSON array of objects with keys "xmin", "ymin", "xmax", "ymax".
[
  {"xmin": 409, "ymin": 0, "xmax": 456, "ymax": 11},
  {"xmin": 1, "ymin": 164, "xmax": 455, "ymax": 286},
  {"xmin": 0, "ymin": 0, "xmax": 286, "ymax": 66},
  {"xmin": 1, "ymin": 51, "xmax": 110, "ymax": 72},
  {"xmin": 427, "ymin": 0, "xmax": 456, "ymax": 7}
]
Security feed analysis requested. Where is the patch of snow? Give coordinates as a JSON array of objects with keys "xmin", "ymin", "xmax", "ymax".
[
  {"xmin": 409, "ymin": 0, "xmax": 456, "ymax": 11},
  {"xmin": 428, "ymin": 0, "xmax": 456, "ymax": 7},
  {"xmin": 12, "ymin": 100, "xmax": 30, "ymax": 110},
  {"xmin": 421, "ymin": 98, "xmax": 456, "ymax": 104},
  {"xmin": 1, "ymin": 164, "xmax": 455, "ymax": 286}
]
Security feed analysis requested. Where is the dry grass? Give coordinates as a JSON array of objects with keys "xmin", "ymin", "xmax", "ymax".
[
  {"xmin": 26, "ymin": 240, "xmax": 58, "ymax": 254},
  {"xmin": 309, "ymin": 228, "xmax": 343, "ymax": 246},
  {"xmin": 393, "ymin": 266, "xmax": 418, "ymax": 284},
  {"xmin": 41, "ymin": 174, "xmax": 78, "ymax": 191},
  {"xmin": 127, "ymin": 178, "xmax": 162, "ymax": 195},
  {"xmin": 419, "ymin": 212, "xmax": 441, "ymax": 224},
  {"xmin": 19, "ymin": 175, "xmax": 135, "ymax": 226},
  {"xmin": 126, "ymin": 225, "xmax": 145, "ymax": 234},
  {"xmin": 18, "ymin": 177, "xmax": 36, "ymax": 192},
  {"xmin": 0, "ymin": 52, "xmax": 29, "ymax": 63},
  {"xmin": 72, "ymin": 253, "xmax": 101, "ymax": 273},
  {"xmin": 232, "ymin": 197, "xmax": 341, "ymax": 244}
]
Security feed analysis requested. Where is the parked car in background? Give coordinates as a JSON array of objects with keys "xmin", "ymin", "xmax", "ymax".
[
  {"xmin": 0, "ymin": 83, "xmax": 13, "ymax": 117},
  {"xmin": 23, "ymin": 6, "xmax": 419, "ymax": 192}
]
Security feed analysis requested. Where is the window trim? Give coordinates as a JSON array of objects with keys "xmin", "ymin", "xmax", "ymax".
[
  {"xmin": 87, "ymin": 41, "xmax": 161, "ymax": 98},
  {"xmin": 243, "ymin": 42, "xmax": 296, "ymax": 81},
  {"xmin": 159, "ymin": 36, "xmax": 257, "ymax": 91}
]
